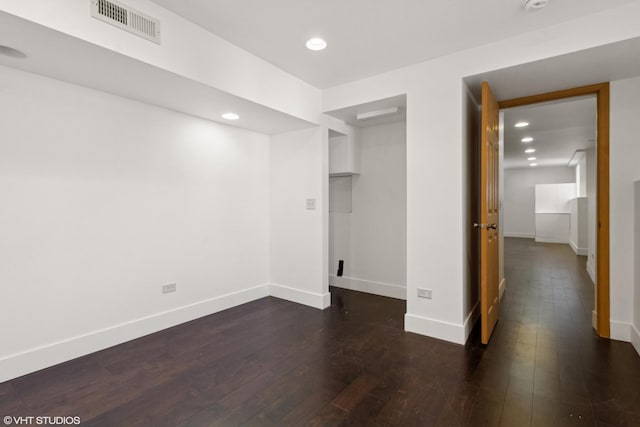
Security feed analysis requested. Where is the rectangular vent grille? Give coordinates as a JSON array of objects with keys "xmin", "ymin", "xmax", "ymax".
[{"xmin": 91, "ymin": 0, "xmax": 161, "ymax": 44}]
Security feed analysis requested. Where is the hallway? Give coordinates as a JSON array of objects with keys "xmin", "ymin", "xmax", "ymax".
[{"xmin": 492, "ymin": 237, "xmax": 640, "ymax": 426}]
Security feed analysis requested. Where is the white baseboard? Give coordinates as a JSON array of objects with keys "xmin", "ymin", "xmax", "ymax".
[
  {"xmin": 499, "ymin": 278, "xmax": 506, "ymax": 302},
  {"xmin": 464, "ymin": 302, "xmax": 480, "ymax": 342},
  {"xmin": 535, "ymin": 237, "xmax": 569, "ymax": 244},
  {"xmin": 269, "ymin": 283, "xmax": 331, "ymax": 310},
  {"xmin": 608, "ymin": 321, "xmax": 640, "ymax": 358},
  {"xmin": 0, "ymin": 284, "xmax": 270, "ymax": 383},
  {"xmin": 504, "ymin": 232, "xmax": 535, "ymax": 239},
  {"xmin": 329, "ymin": 275, "xmax": 406, "ymax": 300},
  {"xmin": 610, "ymin": 320, "xmax": 632, "ymax": 342},
  {"xmin": 405, "ymin": 313, "xmax": 466, "ymax": 345},
  {"xmin": 586, "ymin": 260, "xmax": 596, "ymax": 285},
  {"xmin": 631, "ymin": 324, "xmax": 640, "ymax": 357},
  {"xmin": 569, "ymin": 240, "xmax": 588, "ymax": 256},
  {"xmin": 592, "ymin": 310, "xmax": 597, "ymax": 330},
  {"xmin": 591, "ymin": 316, "xmax": 638, "ymax": 357}
]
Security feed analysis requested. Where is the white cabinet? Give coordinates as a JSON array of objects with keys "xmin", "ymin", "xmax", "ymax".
[
  {"xmin": 534, "ymin": 183, "xmax": 576, "ymax": 244},
  {"xmin": 329, "ymin": 134, "xmax": 360, "ymax": 176}
]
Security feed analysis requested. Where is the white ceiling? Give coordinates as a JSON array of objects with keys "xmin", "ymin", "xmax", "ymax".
[
  {"xmin": 0, "ymin": 11, "xmax": 313, "ymax": 135},
  {"xmin": 3, "ymin": 3, "xmax": 639, "ymax": 140},
  {"xmin": 503, "ymin": 97, "xmax": 596, "ymax": 169},
  {"xmin": 149, "ymin": 0, "xmax": 638, "ymax": 89},
  {"xmin": 464, "ymin": 36, "xmax": 640, "ymax": 102}
]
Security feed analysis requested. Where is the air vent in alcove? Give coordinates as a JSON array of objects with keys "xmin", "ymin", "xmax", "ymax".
[{"xmin": 91, "ymin": 0, "xmax": 161, "ymax": 44}]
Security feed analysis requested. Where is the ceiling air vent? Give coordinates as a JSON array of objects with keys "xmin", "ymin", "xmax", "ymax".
[{"xmin": 91, "ymin": 0, "xmax": 161, "ymax": 44}]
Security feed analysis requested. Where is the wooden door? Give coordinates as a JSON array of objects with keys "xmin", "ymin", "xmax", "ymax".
[{"xmin": 480, "ymin": 81, "xmax": 500, "ymax": 344}]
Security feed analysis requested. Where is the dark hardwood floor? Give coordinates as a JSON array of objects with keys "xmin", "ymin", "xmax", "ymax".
[{"xmin": 2, "ymin": 238, "xmax": 640, "ymax": 426}]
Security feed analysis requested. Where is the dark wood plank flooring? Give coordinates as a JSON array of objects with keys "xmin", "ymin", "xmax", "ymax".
[{"xmin": 2, "ymin": 238, "xmax": 640, "ymax": 426}]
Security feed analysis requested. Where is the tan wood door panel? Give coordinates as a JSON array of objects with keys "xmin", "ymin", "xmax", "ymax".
[{"xmin": 480, "ymin": 81, "xmax": 500, "ymax": 345}]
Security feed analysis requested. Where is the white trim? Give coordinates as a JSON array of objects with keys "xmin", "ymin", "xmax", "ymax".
[
  {"xmin": 586, "ymin": 260, "xmax": 596, "ymax": 285},
  {"xmin": 499, "ymin": 278, "xmax": 506, "ymax": 301},
  {"xmin": 569, "ymin": 240, "xmax": 588, "ymax": 256},
  {"xmin": 405, "ymin": 313, "xmax": 466, "ymax": 345},
  {"xmin": 535, "ymin": 236, "xmax": 570, "ymax": 244},
  {"xmin": 504, "ymin": 232, "xmax": 535, "ymax": 239},
  {"xmin": 329, "ymin": 275, "xmax": 406, "ymax": 300},
  {"xmin": 269, "ymin": 283, "xmax": 331, "ymax": 309},
  {"xmin": 0, "ymin": 284, "xmax": 270, "ymax": 383},
  {"xmin": 610, "ymin": 320, "xmax": 632, "ymax": 342},
  {"xmin": 464, "ymin": 302, "xmax": 481, "ymax": 342},
  {"xmin": 592, "ymin": 310, "xmax": 597, "ymax": 330},
  {"xmin": 631, "ymin": 324, "xmax": 640, "ymax": 357}
]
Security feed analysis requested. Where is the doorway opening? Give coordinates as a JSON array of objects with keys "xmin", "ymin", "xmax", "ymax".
[
  {"xmin": 498, "ymin": 83, "xmax": 610, "ymax": 338},
  {"xmin": 324, "ymin": 95, "xmax": 408, "ymax": 318}
]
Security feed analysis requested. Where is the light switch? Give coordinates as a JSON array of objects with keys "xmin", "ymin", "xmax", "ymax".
[{"xmin": 306, "ymin": 198, "xmax": 316, "ymax": 210}]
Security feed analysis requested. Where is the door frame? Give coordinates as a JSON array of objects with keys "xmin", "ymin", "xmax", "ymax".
[{"xmin": 498, "ymin": 82, "xmax": 610, "ymax": 338}]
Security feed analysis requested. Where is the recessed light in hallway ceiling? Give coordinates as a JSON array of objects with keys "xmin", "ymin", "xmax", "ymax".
[
  {"xmin": 521, "ymin": 137, "xmax": 534, "ymax": 143},
  {"xmin": 221, "ymin": 112, "xmax": 240, "ymax": 120},
  {"xmin": 515, "ymin": 121, "xmax": 529, "ymax": 128},
  {"xmin": 305, "ymin": 38, "xmax": 327, "ymax": 51},
  {"xmin": 524, "ymin": 0, "xmax": 549, "ymax": 12}
]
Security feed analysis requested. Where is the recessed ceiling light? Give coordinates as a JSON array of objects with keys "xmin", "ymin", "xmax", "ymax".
[
  {"xmin": 515, "ymin": 121, "xmax": 529, "ymax": 128},
  {"xmin": 525, "ymin": 148, "xmax": 536, "ymax": 154},
  {"xmin": 524, "ymin": 0, "xmax": 549, "ymax": 12},
  {"xmin": 306, "ymin": 38, "xmax": 327, "ymax": 51},
  {"xmin": 530, "ymin": 163, "xmax": 538, "ymax": 167},
  {"xmin": 527, "ymin": 157, "xmax": 537, "ymax": 161},
  {"xmin": 0, "ymin": 45, "xmax": 27, "ymax": 59},
  {"xmin": 521, "ymin": 137, "xmax": 534, "ymax": 143},
  {"xmin": 221, "ymin": 112, "xmax": 239, "ymax": 120},
  {"xmin": 356, "ymin": 107, "xmax": 400, "ymax": 120}
]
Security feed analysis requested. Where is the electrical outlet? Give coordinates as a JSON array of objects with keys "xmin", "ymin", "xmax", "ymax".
[
  {"xmin": 417, "ymin": 288, "xmax": 432, "ymax": 299},
  {"xmin": 162, "ymin": 283, "xmax": 176, "ymax": 294}
]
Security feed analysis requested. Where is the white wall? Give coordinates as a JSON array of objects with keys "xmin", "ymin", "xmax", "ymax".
[
  {"xmin": 504, "ymin": 167, "xmax": 575, "ymax": 238},
  {"xmin": 633, "ymin": 181, "xmax": 640, "ymax": 354},
  {"xmin": 463, "ymin": 86, "xmax": 481, "ymax": 332},
  {"xmin": 577, "ymin": 159, "xmax": 587, "ymax": 197},
  {"xmin": 610, "ymin": 76, "xmax": 640, "ymax": 341},
  {"xmin": 351, "ymin": 122, "xmax": 406, "ymax": 289},
  {"xmin": 586, "ymin": 146, "xmax": 597, "ymax": 283},
  {"xmin": 569, "ymin": 198, "xmax": 588, "ymax": 255},
  {"xmin": 329, "ymin": 121, "xmax": 407, "ymax": 299},
  {"xmin": 0, "ymin": 66, "xmax": 271, "ymax": 381},
  {"xmin": 269, "ymin": 127, "xmax": 330, "ymax": 309},
  {"xmin": 328, "ymin": 175, "xmax": 351, "ymax": 282}
]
